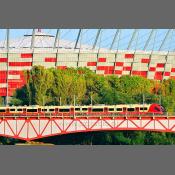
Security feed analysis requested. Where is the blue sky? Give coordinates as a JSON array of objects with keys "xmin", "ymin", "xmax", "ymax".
[{"xmin": 0, "ymin": 29, "xmax": 174, "ymax": 51}]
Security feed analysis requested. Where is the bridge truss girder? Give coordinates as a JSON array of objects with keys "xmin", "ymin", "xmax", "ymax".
[{"xmin": 0, "ymin": 116, "xmax": 174, "ymax": 141}]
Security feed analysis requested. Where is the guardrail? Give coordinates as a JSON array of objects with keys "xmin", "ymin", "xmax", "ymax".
[{"xmin": 0, "ymin": 112, "xmax": 173, "ymax": 118}]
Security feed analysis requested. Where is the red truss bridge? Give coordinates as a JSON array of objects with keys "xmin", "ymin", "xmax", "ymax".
[{"xmin": 0, "ymin": 113, "xmax": 175, "ymax": 141}]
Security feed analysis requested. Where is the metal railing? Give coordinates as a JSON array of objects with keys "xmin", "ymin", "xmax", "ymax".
[{"xmin": 0, "ymin": 112, "xmax": 172, "ymax": 118}]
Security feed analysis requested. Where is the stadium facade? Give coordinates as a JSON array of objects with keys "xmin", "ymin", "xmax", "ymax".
[{"xmin": 0, "ymin": 29, "xmax": 175, "ymax": 102}]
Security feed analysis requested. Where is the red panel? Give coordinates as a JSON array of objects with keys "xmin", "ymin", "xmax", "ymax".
[
  {"xmin": 149, "ymin": 67, "xmax": 156, "ymax": 71},
  {"xmin": 105, "ymin": 66, "xmax": 114, "ymax": 71},
  {"xmin": 0, "ymin": 58, "xmax": 7, "ymax": 62},
  {"xmin": 0, "ymin": 71, "xmax": 7, "ymax": 75},
  {"xmin": 0, "ymin": 74, "xmax": 7, "ymax": 78},
  {"xmin": 157, "ymin": 63, "xmax": 165, "ymax": 68},
  {"xmin": 0, "ymin": 88, "xmax": 6, "ymax": 93},
  {"xmin": 125, "ymin": 54, "xmax": 134, "ymax": 58},
  {"xmin": 57, "ymin": 66, "xmax": 67, "ymax": 70},
  {"xmin": 132, "ymin": 71, "xmax": 147, "ymax": 78},
  {"xmin": 123, "ymin": 66, "xmax": 131, "ymax": 71},
  {"xmin": 0, "ymin": 79, "xmax": 6, "ymax": 83},
  {"xmin": 171, "ymin": 68, "xmax": 175, "ymax": 72},
  {"xmin": 139, "ymin": 71, "xmax": 147, "ymax": 78},
  {"xmin": 164, "ymin": 72, "xmax": 170, "ymax": 76},
  {"xmin": 141, "ymin": 58, "xmax": 150, "ymax": 63},
  {"xmin": 114, "ymin": 70, "xmax": 122, "ymax": 75},
  {"xmin": 98, "ymin": 58, "xmax": 106, "ymax": 62},
  {"xmin": 154, "ymin": 72, "xmax": 163, "ymax": 80},
  {"xmin": 9, "ymin": 62, "xmax": 32, "ymax": 66},
  {"xmin": 132, "ymin": 71, "xmax": 139, "ymax": 75},
  {"xmin": 104, "ymin": 70, "xmax": 114, "ymax": 74},
  {"xmin": 8, "ymin": 70, "xmax": 23, "ymax": 75},
  {"xmin": 87, "ymin": 62, "xmax": 97, "ymax": 66},
  {"xmin": 97, "ymin": 66, "xmax": 105, "ymax": 70},
  {"xmin": 8, "ymin": 82, "xmax": 24, "ymax": 88},
  {"xmin": 21, "ymin": 53, "xmax": 33, "ymax": 58},
  {"xmin": 45, "ymin": 58, "xmax": 56, "ymax": 62},
  {"xmin": 115, "ymin": 62, "xmax": 124, "ymax": 66}
]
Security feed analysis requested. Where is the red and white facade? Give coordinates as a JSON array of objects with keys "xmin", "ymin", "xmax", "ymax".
[
  {"xmin": 0, "ymin": 50, "xmax": 175, "ymax": 97},
  {"xmin": 0, "ymin": 31, "xmax": 175, "ymax": 97}
]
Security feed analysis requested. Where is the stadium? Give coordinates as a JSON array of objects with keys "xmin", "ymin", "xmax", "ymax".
[{"xmin": 0, "ymin": 29, "xmax": 175, "ymax": 104}]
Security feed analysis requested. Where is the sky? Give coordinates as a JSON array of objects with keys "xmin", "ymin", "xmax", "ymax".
[{"xmin": 0, "ymin": 29, "xmax": 174, "ymax": 51}]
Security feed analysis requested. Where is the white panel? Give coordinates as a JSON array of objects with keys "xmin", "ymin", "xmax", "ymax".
[
  {"xmin": 8, "ymin": 66, "xmax": 31, "ymax": 70},
  {"xmin": 98, "ymin": 53, "xmax": 115, "ymax": 58},
  {"xmin": 167, "ymin": 56, "xmax": 175, "ymax": 63},
  {"xmin": 115, "ymin": 58, "xmax": 124, "ymax": 62},
  {"xmin": 170, "ymin": 72, "xmax": 175, "ymax": 76},
  {"xmin": 115, "ymin": 66, "xmax": 123, "ymax": 70},
  {"xmin": 0, "ymin": 83, "xmax": 7, "ymax": 88},
  {"xmin": 156, "ymin": 67, "xmax": 164, "ymax": 72},
  {"xmin": 57, "ymin": 57, "xmax": 78, "ymax": 62},
  {"xmin": 8, "ymin": 53, "xmax": 21, "ymax": 58},
  {"xmin": 78, "ymin": 62, "xmax": 87, "ymax": 67},
  {"xmin": 124, "ymin": 58, "xmax": 134, "ymax": 63},
  {"xmin": 34, "ymin": 53, "xmax": 56, "ymax": 57},
  {"xmin": 116, "ymin": 53, "xmax": 125, "ymax": 59},
  {"xmin": 149, "ymin": 63, "xmax": 156, "ymax": 67},
  {"xmin": 57, "ymin": 53, "xmax": 78, "ymax": 58},
  {"xmin": 163, "ymin": 76, "xmax": 169, "ymax": 80},
  {"xmin": 88, "ymin": 66, "xmax": 96, "ymax": 71},
  {"xmin": 134, "ymin": 57, "xmax": 143, "ymax": 62},
  {"xmin": 96, "ymin": 70, "xmax": 104, "ymax": 74},
  {"xmin": 0, "ymin": 53, "xmax": 7, "ymax": 57},
  {"xmin": 8, "ymin": 74, "xmax": 20, "ymax": 79},
  {"xmin": 123, "ymin": 62, "xmax": 131, "ymax": 66},
  {"xmin": 106, "ymin": 57, "xmax": 115, "ymax": 62},
  {"xmin": 79, "ymin": 57, "xmax": 97, "ymax": 62},
  {"xmin": 9, "ymin": 58, "xmax": 32, "ymax": 62},
  {"xmin": 63, "ymin": 62, "xmax": 77, "ymax": 67},
  {"xmin": 97, "ymin": 62, "xmax": 108, "ymax": 66},
  {"xmin": 122, "ymin": 71, "xmax": 130, "ymax": 75}
]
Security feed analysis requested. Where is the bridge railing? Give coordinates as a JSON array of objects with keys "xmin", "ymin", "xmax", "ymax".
[{"xmin": 0, "ymin": 112, "xmax": 173, "ymax": 118}]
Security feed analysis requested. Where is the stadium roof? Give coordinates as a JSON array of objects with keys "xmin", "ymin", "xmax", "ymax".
[{"xmin": 0, "ymin": 29, "xmax": 175, "ymax": 53}]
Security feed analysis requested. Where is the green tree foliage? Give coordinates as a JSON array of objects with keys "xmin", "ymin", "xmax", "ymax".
[{"xmin": 0, "ymin": 97, "xmax": 3, "ymax": 106}]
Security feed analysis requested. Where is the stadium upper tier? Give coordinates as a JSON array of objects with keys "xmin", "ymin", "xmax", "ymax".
[{"xmin": 0, "ymin": 29, "xmax": 175, "ymax": 97}]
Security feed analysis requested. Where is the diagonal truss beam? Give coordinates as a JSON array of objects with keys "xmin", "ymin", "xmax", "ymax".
[
  {"xmin": 54, "ymin": 29, "xmax": 60, "ymax": 48},
  {"xmin": 92, "ymin": 29, "xmax": 101, "ymax": 49},
  {"xmin": 143, "ymin": 29, "xmax": 155, "ymax": 50},
  {"xmin": 159, "ymin": 29, "xmax": 171, "ymax": 51},
  {"xmin": 127, "ymin": 29, "xmax": 138, "ymax": 50},
  {"xmin": 30, "ymin": 29, "xmax": 36, "ymax": 49},
  {"xmin": 110, "ymin": 29, "xmax": 119, "ymax": 50},
  {"xmin": 74, "ymin": 29, "xmax": 82, "ymax": 49}
]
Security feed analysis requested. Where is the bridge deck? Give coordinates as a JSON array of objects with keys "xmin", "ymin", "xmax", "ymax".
[{"xmin": 0, "ymin": 113, "xmax": 174, "ymax": 141}]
